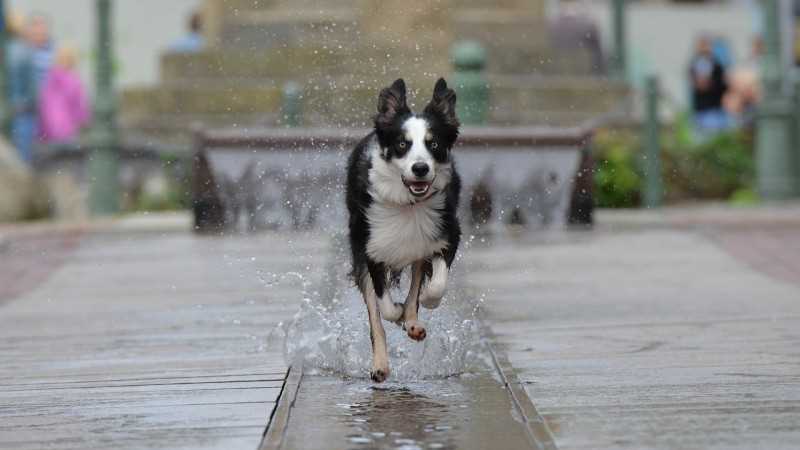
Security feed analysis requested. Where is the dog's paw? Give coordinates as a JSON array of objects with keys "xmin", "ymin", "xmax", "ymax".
[
  {"xmin": 370, "ymin": 366, "xmax": 390, "ymax": 383},
  {"xmin": 419, "ymin": 291, "xmax": 443, "ymax": 309},
  {"xmin": 404, "ymin": 320, "xmax": 427, "ymax": 342},
  {"xmin": 379, "ymin": 301, "xmax": 405, "ymax": 322}
]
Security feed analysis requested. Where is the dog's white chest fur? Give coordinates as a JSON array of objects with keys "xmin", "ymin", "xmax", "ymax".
[{"xmin": 366, "ymin": 197, "xmax": 447, "ymax": 270}]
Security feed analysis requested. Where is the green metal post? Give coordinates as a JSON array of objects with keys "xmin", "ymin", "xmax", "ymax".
[
  {"xmin": 756, "ymin": 0, "xmax": 796, "ymax": 200},
  {"xmin": 281, "ymin": 81, "xmax": 302, "ymax": 127},
  {"xmin": 0, "ymin": 0, "xmax": 8, "ymax": 134},
  {"xmin": 88, "ymin": 0, "xmax": 120, "ymax": 215},
  {"xmin": 611, "ymin": 0, "xmax": 627, "ymax": 81},
  {"xmin": 451, "ymin": 40, "xmax": 488, "ymax": 125},
  {"xmin": 642, "ymin": 75, "xmax": 662, "ymax": 208},
  {"xmin": 794, "ymin": 77, "xmax": 800, "ymax": 194}
]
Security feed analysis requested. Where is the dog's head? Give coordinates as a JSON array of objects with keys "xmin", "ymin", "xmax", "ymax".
[{"xmin": 373, "ymin": 78, "xmax": 460, "ymax": 199}]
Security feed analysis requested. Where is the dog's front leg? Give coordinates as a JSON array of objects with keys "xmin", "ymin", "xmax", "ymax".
[
  {"xmin": 361, "ymin": 275, "xmax": 390, "ymax": 382},
  {"xmin": 420, "ymin": 256, "xmax": 448, "ymax": 309},
  {"xmin": 403, "ymin": 261, "xmax": 426, "ymax": 341}
]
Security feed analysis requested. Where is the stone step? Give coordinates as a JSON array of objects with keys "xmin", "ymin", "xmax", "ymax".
[
  {"xmin": 217, "ymin": 0, "xmax": 545, "ymax": 14},
  {"xmin": 214, "ymin": 5, "xmax": 547, "ymax": 50},
  {"xmin": 218, "ymin": 8, "xmax": 360, "ymax": 49},
  {"xmin": 158, "ymin": 43, "xmax": 591, "ymax": 84},
  {"xmin": 218, "ymin": 0, "xmax": 356, "ymax": 13},
  {"xmin": 121, "ymin": 75, "xmax": 627, "ymax": 128}
]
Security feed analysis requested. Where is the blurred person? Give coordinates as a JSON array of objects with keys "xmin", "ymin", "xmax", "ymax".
[
  {"xmin": 169, "ymin": 11, "xmax": 205, "ymax": 53},
  {"xmin": 38, "ymin": 45, "xmax": 91, "ymax": 144},
  {"xmin": 711, "ymin": 36, "xmax": 734, "ymax": 70},
  {"xmin": 25, "ymin": 13, "xmax": 56, "ymax": 92},
  {"xmin": 723, "ymin": 36, "xmax": 763, "ymax": 129},
  {"xmin": 6, "ymin": 10, "xmax": 37, "ymax": 163},
  {"xmin": 548, "ymin": 0, "xmax": 605, "ymax": 75},
  {"xmin": 688, "ymin": 35, "xmax": 730, "ymax": 131}
]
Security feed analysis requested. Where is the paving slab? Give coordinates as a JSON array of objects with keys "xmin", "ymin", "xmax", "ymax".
[
  {"xmin": 466, "ymin": 228, "xmax": 800, "ymax": 450},
  {"xmin": 0, "ymin": 230, "xmax": 327, "ymax": 450}
]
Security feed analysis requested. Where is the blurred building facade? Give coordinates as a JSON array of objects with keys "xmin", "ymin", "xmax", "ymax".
[{"xmin": 120, "ymin": 0, "xmax": 627, "ymax": 144}]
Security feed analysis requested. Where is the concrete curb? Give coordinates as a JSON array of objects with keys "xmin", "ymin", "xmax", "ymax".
[
  {"xmin": 0, "ymin": 212, "xmax": 192, "ymax": 241},
  {"xmin": 259, "ymin": 365, "xmax": 303, "ymax": 450},
  {"xmin": 482, "ymin": 324, "xmax": 558, "ymax": 450},
  {"xmin": 596, "ymin": 203, "xmax": 800, "ymax": 230}
]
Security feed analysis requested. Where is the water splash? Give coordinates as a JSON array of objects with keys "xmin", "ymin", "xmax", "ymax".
[{"xmin": 271, "ymin": 236, "xmax": 488, "ymax": 381}]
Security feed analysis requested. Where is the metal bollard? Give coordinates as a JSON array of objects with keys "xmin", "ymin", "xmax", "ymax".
[
  {"xmin": 610, "ymin": 0, "xmax": 628, "ymax": 81},
  {"xmin": 756, "ymin": 0, "xmax": 796, "ymax": 199},
  {"xmin": 642, "ymin": 75, "xmax": 662, "ymax": 208},
  {"xmin": 281, "ymin": 81, "xmax": 302, "ymax": 128},
  {"xmin": 794, "ymin": 78, "xmax": 800, "ymax": 195},
  {"xmin": 88, "ymin": 0, "xmax": 120, "ymax": 215},
  {"xmin": 0, "ymin": 0, "xmax": 8, "ymax": 134},
  {"xmin": 451, "ymin": 40, "xmax": 489, "ymax": 125}
]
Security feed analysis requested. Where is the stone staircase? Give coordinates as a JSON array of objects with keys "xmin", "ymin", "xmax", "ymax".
[{"xmin": 120, "ymin": 0, "xmax": 628, "ymax": 144}]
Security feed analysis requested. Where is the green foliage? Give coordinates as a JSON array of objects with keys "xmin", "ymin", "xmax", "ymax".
[
  {"xmin": 663, "ymin": 130, "xmax": 755, "ymax": 201},
  {"xmin": 132, "ymin": 187, "xmax": 186, "ymax": 212},
  {"xmin": 592, "ymin": 123, "xmax": 755, "ymax": 208},
  {"xmin": 124, "ymin": 154, "xmax": 193, "ymax": 213},
  {"xmin": 729, "ymin": 188, "xmax": 759, "ymax": 206},
  {"xmin": 593, "ymin": 129, "xmax": 642, "ymax": 208}
]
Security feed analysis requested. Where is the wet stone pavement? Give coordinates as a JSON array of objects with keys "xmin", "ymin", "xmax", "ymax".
[
  {"xmin": 3, "ymin": 216, "xmax": 800, "ymax": 450},
  {"xmin": 281, "ymin": 374, "xmax": 533, "ymax": 450}
]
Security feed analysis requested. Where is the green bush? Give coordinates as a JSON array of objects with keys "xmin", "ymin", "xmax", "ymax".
[
  {"xmin": 663, "ymin": 130, "xmax": 755, "ymax": 201},
  {"xmin": 592, "ymin": 121, "xmax": 755, "ymax": 208},
  {"xmin": 593, "ymin": 129, "xmax": 642, "ymax": 208}
]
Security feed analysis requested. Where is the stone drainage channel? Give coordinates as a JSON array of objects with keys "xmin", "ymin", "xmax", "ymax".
[{"xmin": 259, "ymin": 327, "xmax": 557, "ymax": 450}]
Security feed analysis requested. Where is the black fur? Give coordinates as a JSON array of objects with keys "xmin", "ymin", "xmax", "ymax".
[{"xmin": 346, "ymin": 78, "xmax": 461, "ymax": 298}]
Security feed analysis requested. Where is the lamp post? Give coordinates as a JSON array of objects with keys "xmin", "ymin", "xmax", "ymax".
[
  {"xmin": 451, "ymin": 40, "xmax": 489, "ymax": 125},
  {"xmin": 756, "ymin": 0, "xmax": 797, "ymax": 200},
  {"xmin": 642, "ymin": 76, "xmax": 662, "ymax": 208},
  {"xmin": 610, "ymin": 0, "xmax": 627, "ymax": 81},
  {"xmin": 88, "ymin": 0, "xmax": 120, "ymax": 215},
  {"xmin": 0, "ymin": 0, "xmax": 8, "ymax": 134}
]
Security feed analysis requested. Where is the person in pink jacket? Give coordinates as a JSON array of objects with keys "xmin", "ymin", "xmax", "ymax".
[{"xmin": 38, "ymin": 45, "xmax": 90, "ymax": 144}]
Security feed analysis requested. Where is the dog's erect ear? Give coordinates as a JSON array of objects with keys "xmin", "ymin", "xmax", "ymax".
[
  {"xmin": 375, "ymin": 78, "xmax": 409, "ymax": 129},
  {"xmin": 424, "ymin": 78, "xmax": 459, "ymax": 128}
]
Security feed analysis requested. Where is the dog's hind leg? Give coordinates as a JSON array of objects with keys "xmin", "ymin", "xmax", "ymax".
[
  {"xmin": 360, "ymin": 274, "xmax": 390, "ymax": 382},
  {"xmin": 402, "ymin": 261, "xmax": 426, "ymax": 341},
  {"xmin": 368, "ymin": 260, "xmax": 404, "ymax": 322},
  {"xmin": 420, "ymin": 256, "xmax": 448, "ymax": 309}
]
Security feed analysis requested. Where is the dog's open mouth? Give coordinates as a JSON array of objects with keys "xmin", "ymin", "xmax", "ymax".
[{"xmin": 402, "ymin": 178, "xmax": 432, "ymax": 197}]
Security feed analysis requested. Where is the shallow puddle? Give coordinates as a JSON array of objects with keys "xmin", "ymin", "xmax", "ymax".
[{"xmin": 281, "ymin": 373, "xmax": 534, "ymax": 450}]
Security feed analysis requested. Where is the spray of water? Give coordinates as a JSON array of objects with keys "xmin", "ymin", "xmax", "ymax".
[{"xmin": 270, "ymin": 235, "xmax": 489, "ymax": 381}]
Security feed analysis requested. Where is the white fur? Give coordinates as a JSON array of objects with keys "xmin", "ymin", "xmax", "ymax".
[
  {"xmin": 367, "ymin": 138, "xmax": 452, "ymax": 206},
  {"xmin": 379, "ymin": 291, "xmax": 404, "ymax": 321},
  {"xmin": 420, "ymin": 256, "xmax": 448, "ymax": 309},
  {"xmin": 401, "ymin": 117, "xmax": 434, "ymax": 180},
  {"xmin": 362, "ymin": 272, "xmax": 404, "ymax": 321},
  {"xmin": 366, "ymin": 193, "xmax": 449, "ymax": 270}
]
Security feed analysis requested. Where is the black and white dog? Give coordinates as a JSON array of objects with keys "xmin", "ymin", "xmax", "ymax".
[{"xmin": 346, "ymin": 78, "xmax": 461, "ymax": 382}]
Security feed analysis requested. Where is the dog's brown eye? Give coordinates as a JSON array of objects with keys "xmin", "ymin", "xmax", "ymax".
[
  {"xmin": 398, "ymin": 142, "xmax": 406, "ymax": 149},
  {"xmin": 430, "ymin": 142, "xmax": 438, "ymax": 149}
]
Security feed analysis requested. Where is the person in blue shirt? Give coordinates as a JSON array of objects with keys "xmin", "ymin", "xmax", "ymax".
[
  {"xmin": 26, "ymin": 14, "xmax": 56, "ymax": 93},
  {"xmin": 170, "ymin": 11, "xmax": 205, "ymax": 53},
  {"xmin": 6, "ymin": 11, "xmax": 37, "ymax": 163}
]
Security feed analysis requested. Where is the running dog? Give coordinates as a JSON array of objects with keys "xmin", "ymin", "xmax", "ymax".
[{"xmin": 346, "ymin": 78, "xmax": 461, "ymax": 382}]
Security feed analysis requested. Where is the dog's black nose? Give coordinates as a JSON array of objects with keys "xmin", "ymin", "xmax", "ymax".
[{"xmin": 411, "ymin": 162, "xmax": 430, "ymax": 177}]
